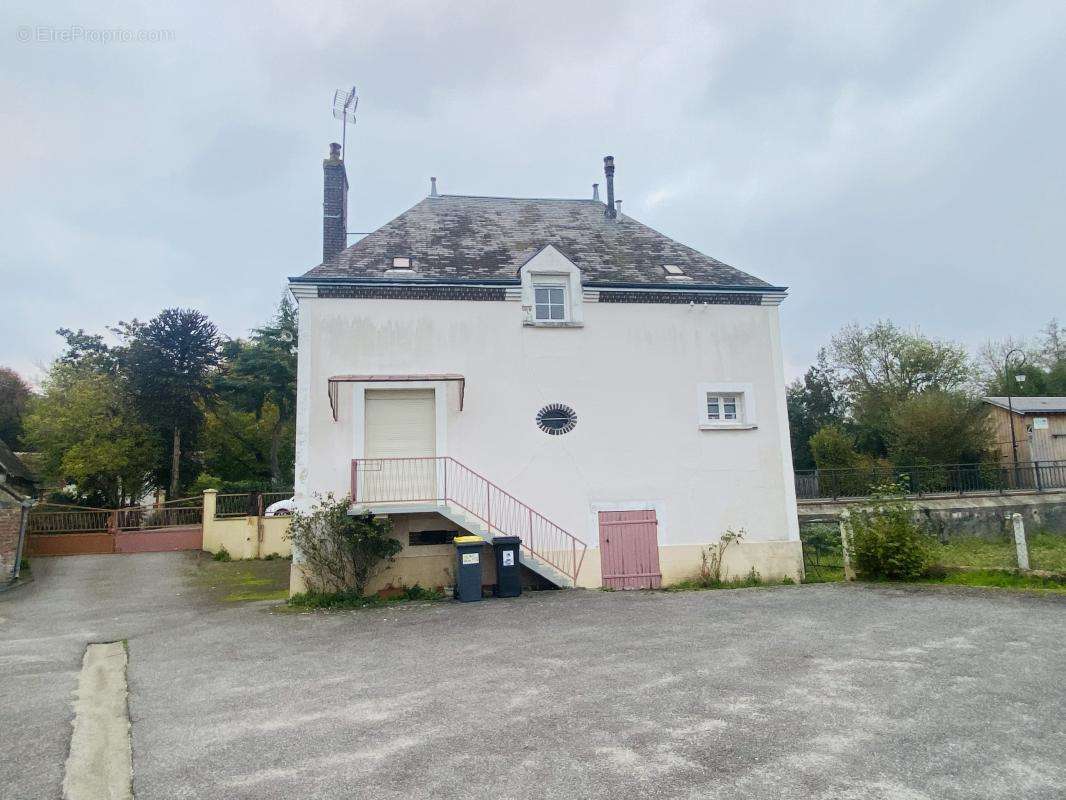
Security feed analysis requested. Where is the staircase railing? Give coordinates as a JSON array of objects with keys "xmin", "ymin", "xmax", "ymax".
[{"xmin": 351, "ymin": 457, "xmax": 587, "ymax": 583}]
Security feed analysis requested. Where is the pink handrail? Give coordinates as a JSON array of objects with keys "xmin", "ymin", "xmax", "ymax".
[{"xmin": 352, "ymin": 457, "xmax": 587, "ymax": 583}]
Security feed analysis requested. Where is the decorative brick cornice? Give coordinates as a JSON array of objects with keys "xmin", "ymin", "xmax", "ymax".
[
  {"xmin": 317, "ymin": 285, "xmax": 506, "ymax": 301},
  {"xmin": 597, "ymin": 290, "xmax": 762, "ymax": 305}
]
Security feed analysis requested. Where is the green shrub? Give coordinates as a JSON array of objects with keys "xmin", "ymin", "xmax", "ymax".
[
  {"xmin": 213, "ymin": 546, "xmax": 232, "ymax": 562},
  {"xmin": 285, "ymin": 494, "xmax": 402, "ymax": 595},
  {"xmin": 844, "ymin": 484, "xmax": 934, "ymax": 580}
]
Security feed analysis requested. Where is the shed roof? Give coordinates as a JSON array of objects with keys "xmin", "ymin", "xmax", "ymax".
[{"xmin": 983, "ymin": 396, "xmax": 1066, "ymax": 414}]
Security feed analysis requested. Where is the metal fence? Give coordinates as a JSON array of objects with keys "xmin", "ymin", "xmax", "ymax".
[
  {"xmin": 27, "ymin": 496, "xmax": 204, "ymax": 534},
  {"xmin": 213, "ymin": 491, "xmax": 293, "ymax": 519},
  {"xmin": 795, "ymin": 460, "xmax": 1066, "ymax": 501},
  {"xmin": 27, "ymin": 505, "xmax": 111, "ymax": 534}
]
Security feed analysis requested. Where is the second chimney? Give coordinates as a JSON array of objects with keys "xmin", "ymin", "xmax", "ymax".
[
  {"xmin": 322, "ymin": 142, "xmax": 348, "ymax": 264},
  {"xmin": 603, "ymin": 156, "xmax": 616, "ymax": 219}
]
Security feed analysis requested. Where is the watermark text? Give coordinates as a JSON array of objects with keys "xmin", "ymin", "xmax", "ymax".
[{"xmin": 16, "ymin": 25, "xmax": 176, "ymax": 44}]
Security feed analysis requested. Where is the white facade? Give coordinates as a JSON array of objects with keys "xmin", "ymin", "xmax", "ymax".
[{"xmin": 290, "ymin": 265, "xmax": 801, "ymax": 588}]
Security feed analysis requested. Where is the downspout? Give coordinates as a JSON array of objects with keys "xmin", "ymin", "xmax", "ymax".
[{"xmin": 13, "ymin": 499, "xmax": 31, "ymax": 581}]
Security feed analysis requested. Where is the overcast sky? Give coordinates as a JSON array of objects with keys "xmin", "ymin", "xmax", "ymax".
[{"xmin": 2, "ymin": 0, "xmax": 1065, "ymax": 384}]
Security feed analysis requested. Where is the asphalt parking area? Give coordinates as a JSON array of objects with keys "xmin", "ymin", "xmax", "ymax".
[{"xmin": 2, "ymin": 553, "xmax": 1065, "ymax": 799}]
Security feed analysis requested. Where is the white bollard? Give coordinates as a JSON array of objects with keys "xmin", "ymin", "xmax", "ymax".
[
  {"xmin": 1011, "ymin": 513, "xmax": 1030, "ymax": 571},
  {"xmin": 839, "ymin": 512, "xmax": 856, "ymax": 581}
]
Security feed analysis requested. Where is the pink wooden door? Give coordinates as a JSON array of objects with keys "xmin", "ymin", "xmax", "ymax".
[{"xmin": 598, "ymin": 510, "xmax": 661, "ymax": 589}]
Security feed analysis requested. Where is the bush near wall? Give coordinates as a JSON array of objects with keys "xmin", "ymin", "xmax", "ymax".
[{"xmin": 845, "ymin": 485, "xmax": 935, "ymax": 581}]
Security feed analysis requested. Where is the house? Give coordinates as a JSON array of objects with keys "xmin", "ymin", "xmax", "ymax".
[
  {"xmin": 984, "ymin": 396, "xmax": 1066, "ymax": 465},
  {"xmin": 287, "ymin": 144, "xmax": 801, "ymax": 593},
  {"xmin": 0, "ymin": 440, "xmax": 35, "ymax": 586},
  {"xmin": 0, "ymin": 439, "xmax": 36, "ymax": 500}
]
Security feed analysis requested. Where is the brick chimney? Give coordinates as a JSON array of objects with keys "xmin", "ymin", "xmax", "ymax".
[{"xmin": 322, "ymin": 142, "xmax": 348, "ymax": 264}]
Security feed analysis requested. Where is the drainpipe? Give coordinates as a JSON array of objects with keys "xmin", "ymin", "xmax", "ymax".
[{"xmin": 13, "ymin": 499, "xmax": 32, "ymax": 581}]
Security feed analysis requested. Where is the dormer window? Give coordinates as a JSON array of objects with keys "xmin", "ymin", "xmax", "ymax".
[
  {"xmin": 534, "ymin": 285, "xmax": 567, "ymax": 321},
  {"xmin": 519, "ymin": 245, "xmax": 584, "ymax": 328},
  {"xmin": 391, "ymin": 257, "xmax": 412, "ymax": 269}
]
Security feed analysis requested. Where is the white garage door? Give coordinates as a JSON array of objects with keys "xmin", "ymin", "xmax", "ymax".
[{"xmin": 365, "ymin": 389, "xmax": 436, "ymax": 458}]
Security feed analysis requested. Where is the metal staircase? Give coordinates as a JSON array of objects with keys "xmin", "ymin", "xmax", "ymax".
[{"xmin": 351, "ymin": 457, "xmax": 587, "ymax": 587}]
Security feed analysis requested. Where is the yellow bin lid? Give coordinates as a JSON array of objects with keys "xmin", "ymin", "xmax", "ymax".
[{"xmin": 453, "ymin": 535, "xmax": 485, "ymax": 544}]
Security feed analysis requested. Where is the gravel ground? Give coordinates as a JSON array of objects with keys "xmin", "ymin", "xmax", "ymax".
[{"xmin": 2, "ymin": 552, "xmax": 1065, "ymax": 799}]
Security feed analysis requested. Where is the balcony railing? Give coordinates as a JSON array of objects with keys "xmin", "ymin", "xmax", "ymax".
[
  {"xmin": 352, "ymin": 457, "xmax": 587, "ymax": 584},
  {"xmin": 795, "ymin": 460, "xmax": 1066, "ymax": 501}
]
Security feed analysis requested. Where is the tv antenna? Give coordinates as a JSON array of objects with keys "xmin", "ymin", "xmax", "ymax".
[{"xmin": 332, "ymin": 86, "xmax": 359, "ymax": 158}]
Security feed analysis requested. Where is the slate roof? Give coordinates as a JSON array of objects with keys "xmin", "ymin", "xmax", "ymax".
[
  {"xmin": 0, "ymin": 440, "xmax": 33, "ymax": 483},
  {"xmin": 298, "ymin": 195, "xmax": 775, "ymax": 288},
  {"xmin": 984, "ymin": 397, "xmax": 1066, "ymax": 414}
]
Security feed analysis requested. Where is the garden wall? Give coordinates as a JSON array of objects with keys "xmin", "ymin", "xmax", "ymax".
[
  {"xmin": 799, "ymin": 490, "xmax": 1066, "ymax": 541},
  {"xmin": 201, "ymin": 491, "xmax": 291, "ymax": 559}
]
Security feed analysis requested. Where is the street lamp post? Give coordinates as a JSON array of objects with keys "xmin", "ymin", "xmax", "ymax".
[{"xmin": 1003, "ymin": 349, "xmax": 1026, "ymax": 487}]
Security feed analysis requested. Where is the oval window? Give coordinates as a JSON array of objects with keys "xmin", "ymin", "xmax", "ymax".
[{"xmin": 536, "ymin": 404, "xmax": 577, "ymax": 435}]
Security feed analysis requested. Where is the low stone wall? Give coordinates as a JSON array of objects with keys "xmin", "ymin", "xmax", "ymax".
[
  {"xmin": 201, "ymin": 491, "xmax": 291, "ymax": 559},
  {"xmin": 799, "ymin": 490, "xmax": 1066, "ymax": 541}
]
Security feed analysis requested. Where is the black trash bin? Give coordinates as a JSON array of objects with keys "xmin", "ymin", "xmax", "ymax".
[
  {"xmin": 492, "ymin": 536, "xmax": 522, "ymax": 598},
  {"xmin": 453, "ymin": 536, "xmax": 484, "ymax": 602}
]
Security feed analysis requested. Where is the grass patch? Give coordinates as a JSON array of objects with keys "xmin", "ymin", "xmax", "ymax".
[
  {"xmin": 287, "ymin": 584, "xmax": 446, "ymax": 610},
  {"xmin": 936, "ymin": 533, "xmax": 1066, "ymax": 572},
  {"xmin": 224, "ymin": 588, "xmax": 290, "ymax": 602},
  {"xmin": 917, "ymin": 568, "xmax": 1066, "ymax": 595},
  {"xmin": 189, "ymin": 552, "xmax": 291, "ymax": 603},
  {"xmin": 803, "ymin": 565, "xmax": 845, "ymax": 584}
]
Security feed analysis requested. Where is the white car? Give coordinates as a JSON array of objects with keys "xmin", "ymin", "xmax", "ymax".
[{"xmin": 264, "ymin": 497, "xmax": 295, "ymax": 517}]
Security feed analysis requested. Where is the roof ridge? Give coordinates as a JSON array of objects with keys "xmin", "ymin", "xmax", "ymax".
[{"xmin": 437, "ymin": 194, "xmax": 602, "ymax": 203}]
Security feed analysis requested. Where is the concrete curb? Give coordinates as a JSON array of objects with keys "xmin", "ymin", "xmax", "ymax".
[{"xmin": 63, "ymin": 642, "xmax": 133, "ymax": 800}]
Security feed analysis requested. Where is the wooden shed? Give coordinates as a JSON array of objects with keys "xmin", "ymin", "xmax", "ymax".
[{"xmin": 983, "ymin": 396, "xmax": 1066, "ymax": 464}]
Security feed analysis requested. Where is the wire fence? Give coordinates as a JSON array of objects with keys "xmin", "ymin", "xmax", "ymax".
[
  {"xmin": 800, "ymin": 523, "xmax": 845, "ymax": 582},
  {"xmin": 795, "ymin": 460, "xmax": 1066, "ymax": 501}
]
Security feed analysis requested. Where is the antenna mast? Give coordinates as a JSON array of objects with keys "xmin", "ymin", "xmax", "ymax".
[{"xmin": 332, "ymin": 86, "xmax": 359, "ymax": 158}]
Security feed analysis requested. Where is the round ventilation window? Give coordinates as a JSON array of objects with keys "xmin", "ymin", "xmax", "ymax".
[{"xmin": 536, "ymin": 404, "xmax": 577, "ymax": 435}]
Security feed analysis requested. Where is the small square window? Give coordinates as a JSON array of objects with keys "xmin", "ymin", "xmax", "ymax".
[
  {"xmin": 662, "ymin": 264, "xmax": 684, "ymax": 276},
  {"xmin": 706, "ymin": 393, "xmax": 742, "ymax": 422},
  {"xmin": 698, "ymin": 383, "xmax": 755, "ymax": 429},
  {"xmin": 534, "ymin": 285, "xmax": 567, "ymax": 321},
  {"xmin": 391, "ymin": 256, "xmax": 412, "ymax": 269}
]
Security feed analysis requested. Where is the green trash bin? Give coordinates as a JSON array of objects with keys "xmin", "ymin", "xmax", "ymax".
[
  {"xmin": 453, "ymin": 535, "xmax": 484, "ymax": 602},
  {"xmin": 492, "ymin": 536, "xmax": 522, "ymax": 597}
]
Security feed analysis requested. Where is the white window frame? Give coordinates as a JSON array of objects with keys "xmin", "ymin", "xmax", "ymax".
[
  {"xmin": 697, "ymin": 382, "xmax": 757, "ymax": 430},
  {"xmin": 533, "ymin": 283, "xmax": 568, "ymax": 322}
]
